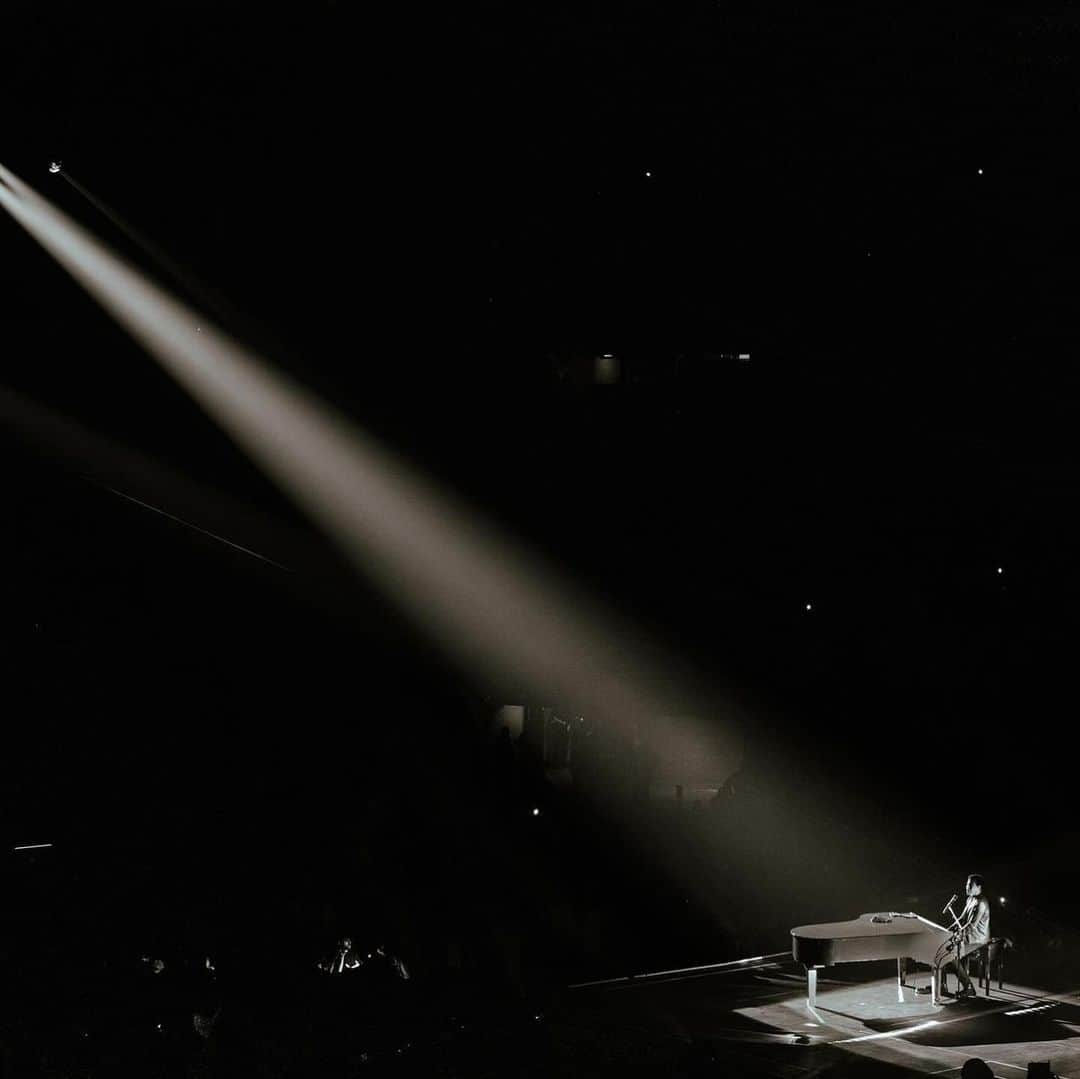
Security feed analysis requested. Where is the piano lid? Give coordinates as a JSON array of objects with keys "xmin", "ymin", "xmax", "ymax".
[{"xmin": 792, "ymin": 912, "xmax": 949, "ymax": 940}]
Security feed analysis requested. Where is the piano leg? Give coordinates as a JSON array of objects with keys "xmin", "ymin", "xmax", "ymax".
[
  {"xmin": 931, "ymin": 966, "xmax": 941, "ymax": 1006},
  {"xmin": 806, "ymin": 966, "xmax": 820, "ymax": 1008},
  {"xmin": 897, "ymin": 957, "xmax": 905, "ymax": 1002}
]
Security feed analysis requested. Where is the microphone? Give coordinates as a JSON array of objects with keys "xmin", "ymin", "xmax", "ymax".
[{"xmin": 941, "ymin": 893, "xmax": 958, "ymax": 915}]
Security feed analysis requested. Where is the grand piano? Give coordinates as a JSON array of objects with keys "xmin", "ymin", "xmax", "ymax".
[{"xmin": 791, "ymin": 912, "xmax": 954, "ymax": 1007}]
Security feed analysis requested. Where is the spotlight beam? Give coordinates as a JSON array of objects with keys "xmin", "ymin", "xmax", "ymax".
[
  {"xmin": 0, "ymin": 163, "xmax": 729, "ymax": 767},
  {"xmin": 55, "ymin": 167, "xmax": 245, "ymax": 333}
]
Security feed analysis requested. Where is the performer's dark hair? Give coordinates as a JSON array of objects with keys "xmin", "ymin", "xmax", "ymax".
[{"xmin": 967, "ymin": 873, "xmax": 985, "ymax": 889}]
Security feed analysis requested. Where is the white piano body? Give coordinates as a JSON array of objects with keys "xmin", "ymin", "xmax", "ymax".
[{"xmin": 791, "ymin": 912, "xmax": 954, "ymax": 1007}]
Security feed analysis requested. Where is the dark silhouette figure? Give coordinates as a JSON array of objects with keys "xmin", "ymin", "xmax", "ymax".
[{"xmin": 319, "ymin": 936, "xmax": 362, "ymax": 974}]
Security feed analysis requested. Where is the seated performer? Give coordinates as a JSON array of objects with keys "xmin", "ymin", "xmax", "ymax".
[{"xmin": 936, "ymin": 873, "xmax": 991, "ymax": 998}]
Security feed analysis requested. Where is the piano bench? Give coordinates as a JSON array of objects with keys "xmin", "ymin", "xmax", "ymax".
[{"xmin": 968, "ymin": 937, "xmax": 1012, "ymax": 995}]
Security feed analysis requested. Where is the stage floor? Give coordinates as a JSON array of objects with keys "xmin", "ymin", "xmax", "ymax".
[{"xmin": 560, "ymin": 960, "xmax": 1080, "ymax": 1076}]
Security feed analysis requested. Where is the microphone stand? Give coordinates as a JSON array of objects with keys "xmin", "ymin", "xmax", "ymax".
[
  {"xmin": 945, "ymin": 900, "xmax": 960, "ymax": 931},
  {"xmin": 943, "ymin": 900, "xmax": 966, "ymax": 997}
]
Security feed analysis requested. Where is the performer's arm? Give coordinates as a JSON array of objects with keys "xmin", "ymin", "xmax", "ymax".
[
  {"xmin": 943, "ymin": 899, "xmax": 965, "ymax": 932},
  {"xmin": 955, "ymin": 898, "xmax": 978, "ymax": 940}
]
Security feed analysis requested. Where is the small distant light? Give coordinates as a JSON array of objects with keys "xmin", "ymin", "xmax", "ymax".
[
  {"xmin": 738, "ymin": 353, "xmax": 750, "ymax": 360},
  {"xmin": 595, "ymin": 354, "xmax": 620, "ymax": 384},
  {"xmin": 532, "ymin": 807, "xmax": 540, "ymax": 816},
  {"xmin": 977, "ymin": 168, "xmax": 984, "ymax": 175},
  {"xmin": 644, "ymin": 170, "xmax": 652, "ymax": 178},
  {"xmin": 997, "ymin": 566, "xmax": 1003, "ymax": 574},
  {"xmin": 48, "ymin": 161, "xmax": 61, "ymax": 174},
  {"xmin": 805, "ymin": 603, "xmax": 813, "ymax": 611},
  {"xmin": 1000, "ymin": 896, "xmax": 1007, "ymax": 905}
]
